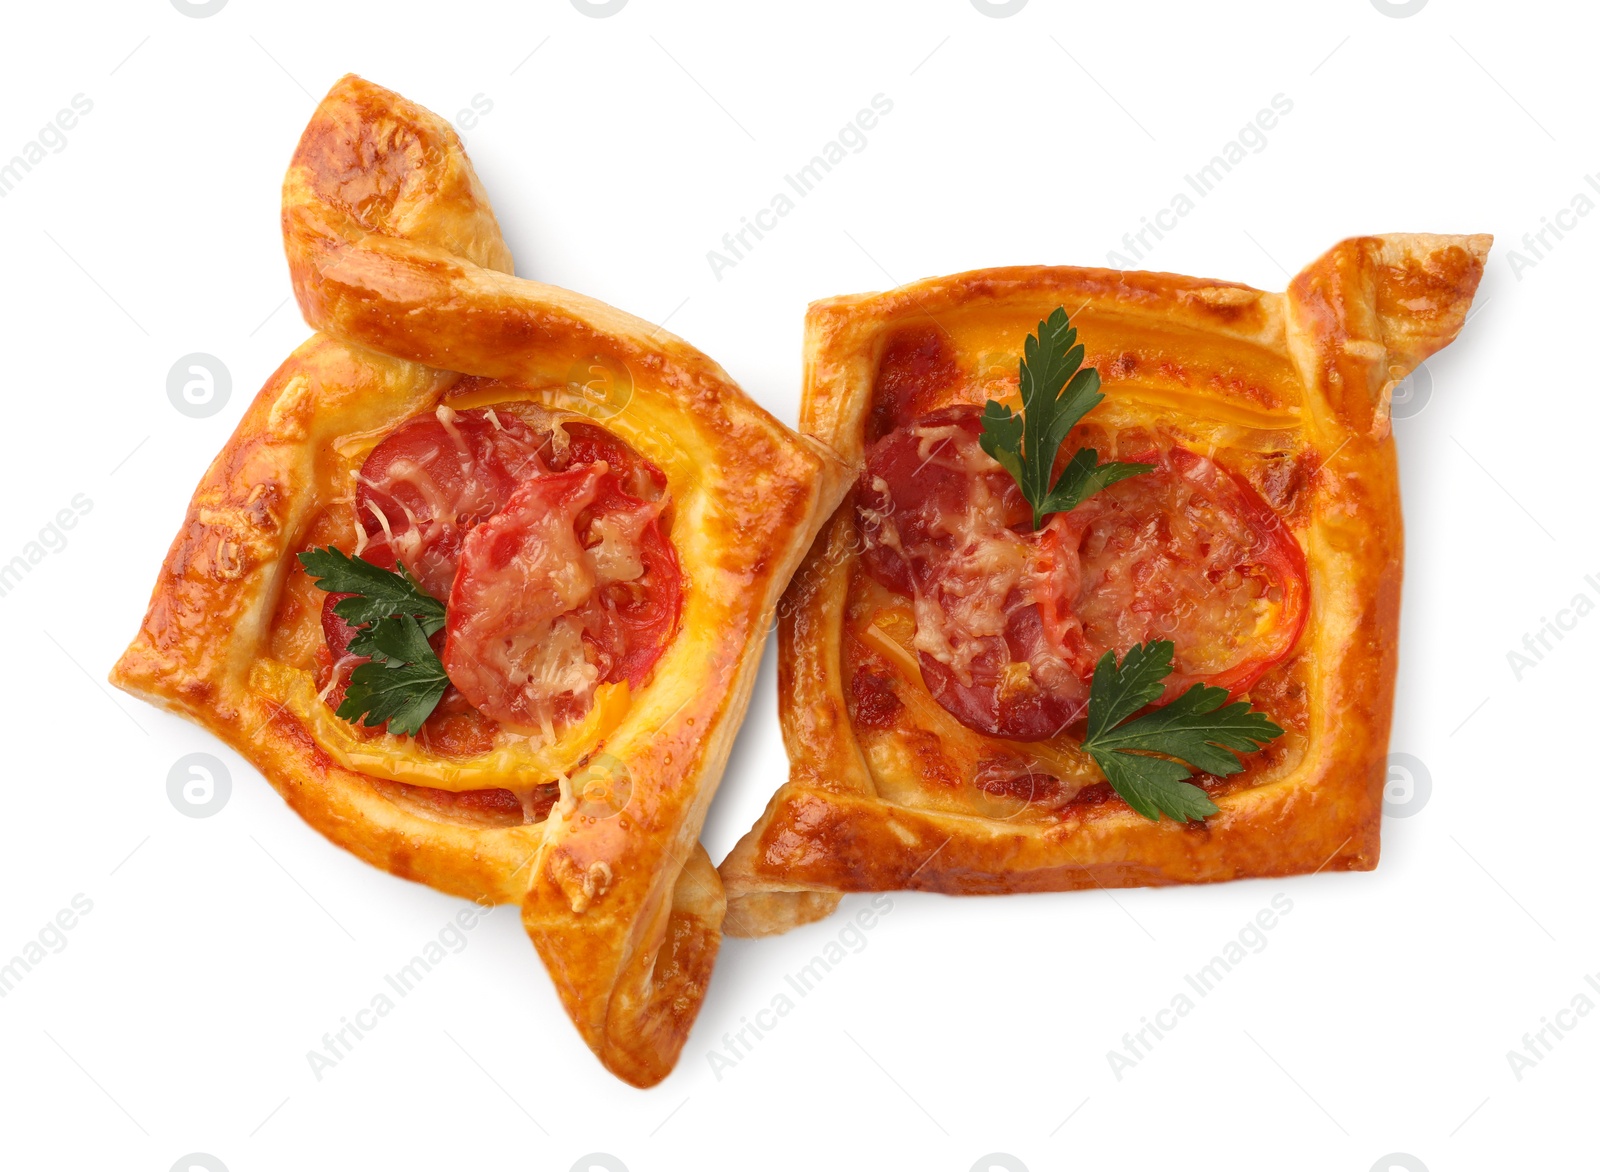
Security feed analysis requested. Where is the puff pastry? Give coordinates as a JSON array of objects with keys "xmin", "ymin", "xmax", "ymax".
[
  {"xmin": 111, "ymin": 75, "xmax": 848, "ymax": 1084},
  {"xmin": 719, "ymin": 235, "xmax": 1490, "ymax": 936}
]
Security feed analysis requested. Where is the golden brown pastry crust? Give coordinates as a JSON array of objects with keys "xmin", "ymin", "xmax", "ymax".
[
  {"xmin": 110, "ymin": 75, "xmax": 849, "ymax": 1085},
  {"xmin": 718, "ymin": 235, "xmax": 1490, "ymax": 936}
]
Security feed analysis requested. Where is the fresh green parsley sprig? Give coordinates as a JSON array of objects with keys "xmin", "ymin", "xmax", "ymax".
[
  {"xmin": 978, "ymin": 306, "xmax": 1151, "ymax": 530},
  {"xmin": 297, "ymin": 547, "xmax": 450, "ymax": 736},
  {"xmin": 1081, "ymin": 641, "xmax": 1285, "ymax": 823}
]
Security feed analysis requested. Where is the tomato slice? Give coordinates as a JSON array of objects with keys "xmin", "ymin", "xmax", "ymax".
[
  {"xmin": 560, "ymin": 421, "xmax": 668, "ymax": 501},
  {"xmin": 442, "ymin": 462, "xmax": 682, "ymax": 736},
  {"xmin": 355, "ymin": 407, "xmax": 554, "ymax": 600},
  {"xmin": 858, "ymin": 407, "xmax": 1088, "ymax": 739},
  {"xmin": 1035, "ymin": 444, "xmax": 1308, "ymax": 700},
  {"xmin": 319, "ymin": 405, "xmax": 682, "ymax": 744},
  {"xmin": 580, "ymin": 471, "xmax": 683, "ymax": 690},
  {"xmin": 858, "ymin": 404, "xmax": 1308, "ymax": 740}
]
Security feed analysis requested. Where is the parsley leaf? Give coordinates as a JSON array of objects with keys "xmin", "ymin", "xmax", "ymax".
[
  {"xmin": 1080, "ymin": 641, "xmax": 1285, "ymax": 823},
  {"xmin": 337, "ymin": 615, "xmax": 450, "ymax": 736},
  {"xmin": 297, "ymin": 546, "xmax": 446, "ymax": 636},
  {"xmin": 297, "ymin": 546, "xmax": 451, "ymax": 736},
  {"xmin": 978, "ymin": 306, "xmax": 1152, "ymax": 529}
]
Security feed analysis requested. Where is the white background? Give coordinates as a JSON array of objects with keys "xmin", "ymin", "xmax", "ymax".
[{"xmin": 0, "ymin": 1, "xmax": 1592, "ymax": 1169}]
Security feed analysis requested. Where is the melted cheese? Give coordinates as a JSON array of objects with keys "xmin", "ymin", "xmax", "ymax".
[
  {"xmin": 905, "ymin": 469, "xmax": 1032, "ymax": 686},
  {"xmin": 911, "ymin": 423, "xmax": 995, "ymax": 475},
  {"xmin": 362, "ymin": 497, "xmax": 398, "ymax": 551},
  {"xmin": 445, "ymin": 466, "xmax": 660, "ymax": 739},
  {"xmin": 460, "ymin": 482, "xmax": 601, "ymax": 734},
  {"xmin": 587, "ymin": 500, "xmax": 657, "ymax": 584},
  {"xmin": 868, "ymin": 423, "xmax": 1076, "ymax": 694}
]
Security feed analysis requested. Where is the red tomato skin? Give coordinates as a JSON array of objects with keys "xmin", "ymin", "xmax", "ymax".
[
  {"xmin": 1034, "ymin": 444, "xmax": 1309, "ymax": 702},
  {"xmin": 441, "ymin": 462, "xmax": 683, "ymax": 732},
  {"xmin": 1165, "ymin": 446, "xmax": 1308, "ymax": 697},
  {"xmin": 355, "ymin": 409, "xmax": 553, "ymax": 600}
]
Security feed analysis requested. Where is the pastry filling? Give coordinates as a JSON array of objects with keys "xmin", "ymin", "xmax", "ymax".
[
  {"xmin": 314, "ymin": 405, "xmax": 682, "ymax": 746},
  {"xmin": 857, "ymin": 402, "xmax": 1306, "ymax": 742}
]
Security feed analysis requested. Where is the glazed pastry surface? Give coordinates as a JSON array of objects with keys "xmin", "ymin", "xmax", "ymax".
[
  {"xmin": 112, "ymin": 75, "xmax": 849, "ymax": 1084},
  {"xmin": 719, "ymin": 235, "xmax": 1490, "ymax": 936}
]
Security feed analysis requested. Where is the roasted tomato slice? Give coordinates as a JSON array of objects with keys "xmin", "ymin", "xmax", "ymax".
[
  {"xmin": 558, "ymin": 421, "xmax": 668, "ymax": 501},
  {"xmin": 858, "ymin": 404, "xmax": 1308, "ymax": 740},
  {"xmin": 1034, "ymin": 444, "xmax": 1308, "ymax": 699},
  {"xmin": 355, "ymin": 406, "xmax": 554, "ymax": 600},
  {"xmin": 322, "ymin": 406, "xmax": 681, "ymax": 743},
  {"xmin": 579, "ymin": 469, "xmax": 683, "ymax": 690},
  {"xmin": 443, "ymin": 462, "xmax": 682, "ymax": 736},
  {"xmin": 858, "ymin": 407, "xmax": 1087, "ymax": 739}
]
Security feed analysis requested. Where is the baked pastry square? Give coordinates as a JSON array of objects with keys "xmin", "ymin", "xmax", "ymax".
[
  {"xmin": 719, "ymin": 235, "xmax": 1489, "ymax": 936},
  {"xmin": 111, "ymin": 75, "xmax": 848, "ymax": 1085}
]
